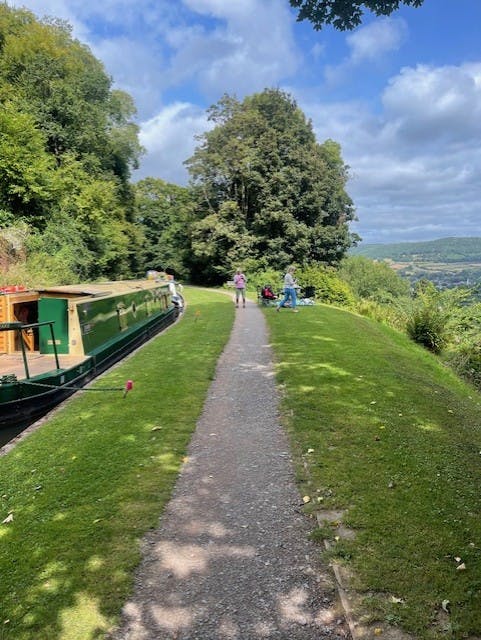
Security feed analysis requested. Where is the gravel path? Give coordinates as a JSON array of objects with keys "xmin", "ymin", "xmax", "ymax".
[{"xmin": 110, "ymin": 298, "xmax": 350, "ymax": 640}]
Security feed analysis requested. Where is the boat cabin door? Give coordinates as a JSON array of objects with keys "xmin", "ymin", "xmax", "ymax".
[{"xmin": 13, "ymin": 302, "xmax": 39, "ymax": 351}]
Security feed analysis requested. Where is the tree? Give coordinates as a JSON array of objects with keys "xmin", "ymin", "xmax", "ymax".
[
  {"xmin": 0, "ymin": 4, "xmax": 144, "ymax": 282},
  {"xmin": 0, "ymin": 106, "xmax": 54, "ymax": 220},
  {"xmin": 185, "ymin": 89, "xmax": 356, "ymax": 284},
  {"xmin": 134, "ymin": 178, "xmax": 194, "ymax": 278},
  {"xmin": 339, "ymin": 256, "xmax": 410, "ymax": 302},
  {"xmin": 289, "ymin": 1, "xmax": 425, "ymax": 30}
]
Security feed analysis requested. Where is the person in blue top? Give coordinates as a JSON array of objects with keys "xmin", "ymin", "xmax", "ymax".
[
  {"xmin": 276, "ymin": 266, "xmax": 299, "ymax": 313},
  {"xmin": 233, "ymin": 269, "xmax": 247, "ymax": 308}
]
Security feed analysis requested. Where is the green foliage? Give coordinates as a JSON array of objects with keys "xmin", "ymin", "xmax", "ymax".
[
  {"xmin": 185, "ymin": 89, "xmax": 356, "ymax": 284},
  {"xmin": 355, "ymin": 298, "xmax": 408, "ymax": 332},
  {"xmin": 404, "ymin": 284, "xmax": 464, "ymax": 353},
  {"xmin": 443, "ymin": 301, "xmax": 481, "ymax": 388},
  {"xmin": 406, "ymin": 304, "xmax": 447, "ymax": 353},
  {"xmin": 0, "ymin": 105, "xmax": 54, "ymax": 218},
  {"xmin": 134, "ymin": 177, "xmax": 194, "ymax": 278},
  {"xmin": 289, "ymin": 0, "xmax": 425, "ymax": 31},
  {"xmin": 188, "ymin": 200, "xmax": 257, "ymax": 283},
  {"xmin": 244, "ymin": 267, "xmax": 283, "ymax": 294},
  {"xmin": 339, "ymin": 256, "xmax": 410, "ymax": 302},
  {"xmin": 447, "ymin": 338, "xmax": 481, "ymax": 389},
  {"xmin": 0, "ymin": 4, "xmax": 143, "ymax": 283},
  {"xmin": 296, "ymin": 264, "xmax": 355, "ymax": 306}
]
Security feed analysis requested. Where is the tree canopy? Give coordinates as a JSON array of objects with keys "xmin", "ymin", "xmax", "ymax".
[
  {"xmin": 0, "ymin": 4, "xmax": 144, "ymax": 282},
  {"xmin": 185, "ymin": 89, "xmax": 357, "ymax": 284},
  {"xmin": 0, "ymin": 6, "xmax": 361, "ymax": 288},
  {"xmin": 134, "ymin": 178, "xmax": 194, "ymax": 278},
  {"xmin": 289, "ymin": 0, "xmax": 425, "ymax": 30}
]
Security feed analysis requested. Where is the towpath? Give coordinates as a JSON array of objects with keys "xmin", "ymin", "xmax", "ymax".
[{"xmin": 111, "ymin": 297, "xmax": 350, "ymax": 640}]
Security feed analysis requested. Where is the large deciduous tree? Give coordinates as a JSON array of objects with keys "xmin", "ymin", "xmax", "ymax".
[
  {"xmin": 185, "ymin": 89, "xmax": 357, "ymax": 284},
  {"xmin": 0, "ymin": 4, "xmax": 144, "ymax": 281},
  {"xmin": 289, "ymin": 0, "xmax": 424, "ymax": 30}
]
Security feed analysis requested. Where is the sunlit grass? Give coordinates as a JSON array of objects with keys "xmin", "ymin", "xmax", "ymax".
[
  {"xmin": 265, "ymin": 304, "xmax": 481, "ymax": 639},
  {"xmin": 0, "ymin": 287, "xmax": 234, "ymax": 640}
]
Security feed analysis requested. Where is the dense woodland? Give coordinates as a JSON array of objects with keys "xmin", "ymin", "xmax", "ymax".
[{"xmin": 0, "ymin": 5, "xmax": 357, "ymax": 287}]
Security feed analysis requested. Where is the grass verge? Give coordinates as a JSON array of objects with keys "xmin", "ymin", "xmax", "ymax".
[
  {"xmin": 265, "ymin": 303, "xmax": 481, "ymax": 639},
  {"xmin": 0, "ymin": 287, "xmax": 234, "ymax": 640}
]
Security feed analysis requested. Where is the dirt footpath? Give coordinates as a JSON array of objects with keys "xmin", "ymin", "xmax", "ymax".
[{"xmin": 110, "ymin": 297, "xmax": 350, "ymax": 640}]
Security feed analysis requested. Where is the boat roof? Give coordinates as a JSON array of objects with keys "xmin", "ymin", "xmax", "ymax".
[{"xmin": 36, "ymin": 279, "xmax": 170, "ymax": 298}]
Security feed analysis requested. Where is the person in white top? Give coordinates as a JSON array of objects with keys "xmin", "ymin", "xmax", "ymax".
[{"xmin": 276, "ymin": 266, "xmax": 298, "ymax": 313}]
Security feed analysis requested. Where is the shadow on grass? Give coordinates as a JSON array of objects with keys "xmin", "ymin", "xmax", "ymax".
[
  {"xmin": 0, "ymin": 289, "xmax": 234, "ymax": 640},
  {"xmin": 265, "ymin": 304, "xmax": 481, "ymax": 639}
]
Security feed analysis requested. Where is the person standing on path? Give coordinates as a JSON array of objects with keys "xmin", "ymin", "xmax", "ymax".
[
  {"xmin": 277, "ymin": 266, "xmax": 299, "ymax": 312},
  {"xmin": 233, "ymin": 268, "xmax": 247, "ymax": 308}
]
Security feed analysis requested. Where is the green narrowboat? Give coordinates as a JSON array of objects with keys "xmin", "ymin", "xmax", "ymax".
[{"xmin": 0, "ymin": 279, "xmax": 181, "ymax": 431}]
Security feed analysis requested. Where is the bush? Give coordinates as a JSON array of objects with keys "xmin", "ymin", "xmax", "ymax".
[
  {"xmin": 355, "ymin": 298, "xmax": 408, "ymax": 331},
  {"xmin": 296, "ymin": 264, "xmax": 355, "ymax": 307},
  {"xmin": 243, "ymin": 267, "xmax": 283, "ymax": 295},
  {"xmin": 446, "ymin": 339, "xmax": 481, "ymax": 389},
  {"xmin": 406, "ymin": 304, "xmax": 448, "ymax": 353},
  {"xmin": 339, "ymin": 256, "xmax": 410, "ymax": 301}
]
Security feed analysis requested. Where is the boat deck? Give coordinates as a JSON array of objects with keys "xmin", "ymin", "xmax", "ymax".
[{"xmin": 0, "ymin": 353, "xmax": 88, "ymax": 381}]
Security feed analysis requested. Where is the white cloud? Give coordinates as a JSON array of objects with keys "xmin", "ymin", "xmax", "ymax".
[
  {"xmin": 346, "ymin": 17, "xmax": 407, "ymax": 64},
  {"xmin": 382, "ymin": 63, "xmax": 481, "ymax": 147},
  {"xmin": 7, "ymin": 0, "xmax": 481, "ymax": 243},
  {"xmin": 134, "ymin": 102, "xmax": 210, "ymax": 184},
  {"xmin": 13, "ymin": 0, "xmax": 300, "ymax": 118},
  {"xmin": 304, "ymin": 61, "xmax": 481, "ymax": 243},
  {"xmin": 165, "ymin": 0, "xmax": 300, "ymax": 100},
  {"xmin": 324, "ymin": 18, "xmax": 407, "ymax": 85}
]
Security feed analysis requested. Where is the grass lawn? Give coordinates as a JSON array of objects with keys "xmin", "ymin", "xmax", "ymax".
[
  {"xmin": 265, "ymin": 303, "xmax": 481, "ymax": 640},
  {"xmin": 0, "ymin": 287, "xmax": 234, "ymax": 640}
]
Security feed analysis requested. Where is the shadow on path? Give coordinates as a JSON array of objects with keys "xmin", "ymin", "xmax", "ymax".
[{"xmin": 110, "ymin": 299, "xmax": 349, "ymax": 639}]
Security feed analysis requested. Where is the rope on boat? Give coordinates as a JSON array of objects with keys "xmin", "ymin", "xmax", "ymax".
[{"xmin": 17, "ymin": 379, "xmax": 134, "ymax": 397}]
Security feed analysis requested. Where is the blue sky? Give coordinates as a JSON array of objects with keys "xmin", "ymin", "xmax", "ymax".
[{"xmin": 9, "ymin": 0, "xmax": 481, "ymax": 244}]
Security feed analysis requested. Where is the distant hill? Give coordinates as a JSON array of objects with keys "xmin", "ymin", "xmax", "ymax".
[{"xmin": 350, "ymin": 237, "xmax": 481, "ymax": 263}]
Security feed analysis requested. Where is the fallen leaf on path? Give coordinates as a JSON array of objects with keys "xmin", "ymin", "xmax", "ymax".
[{"xmin": 2, "ymin": 513, "xmax": 13, "ymax": 524}]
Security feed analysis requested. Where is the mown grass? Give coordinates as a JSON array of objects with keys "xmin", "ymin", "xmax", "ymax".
[
  {"xmin": 0, "ymin": 287, "xmax": 234, "ymax": 640},
  {"xmin": 265, "ymin": 304, "xmax": 481, "ymax": 639}
]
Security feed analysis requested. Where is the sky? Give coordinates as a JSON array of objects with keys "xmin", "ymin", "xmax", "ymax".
[{"xmin": 7, "ymin": 0, "xmax": 481, "ymax": 244}]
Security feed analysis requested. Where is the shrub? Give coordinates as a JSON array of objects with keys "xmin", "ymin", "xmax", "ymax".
[
  {"xmin": 244, "ymin": 267, "xmax": 283, "ymax": 294},
  {"xmin": 296, "ymin": 264, "xmax": 355, "ymax": 307},
  {"xmin": 446, "ymin": 339, "xmax": 481, "ymax": 389},
  {"xmin": 406, "ymin": 304, "xmax": 448, "ymax": 353},
  {"xmin": 339, "ymin": 256, "xmax": 410, "ymax": 301},
  {"xmin": 355, "ymin": 298, "xmax": 408, "ymax": 331}
]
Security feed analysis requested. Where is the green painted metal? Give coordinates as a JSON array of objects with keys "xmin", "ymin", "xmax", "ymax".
[
  {"xmin": 38, "ymin": 298, "xmax": 69, "ymax": 354},
  {"xmin": 77, "ymin": 285, "xmax": 170, "ymax": 355}
]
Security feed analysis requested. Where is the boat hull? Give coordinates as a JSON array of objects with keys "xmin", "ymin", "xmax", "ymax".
[{"xmin": 0, "ymin": 304, "xmax": 178, "ymax": 431}]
